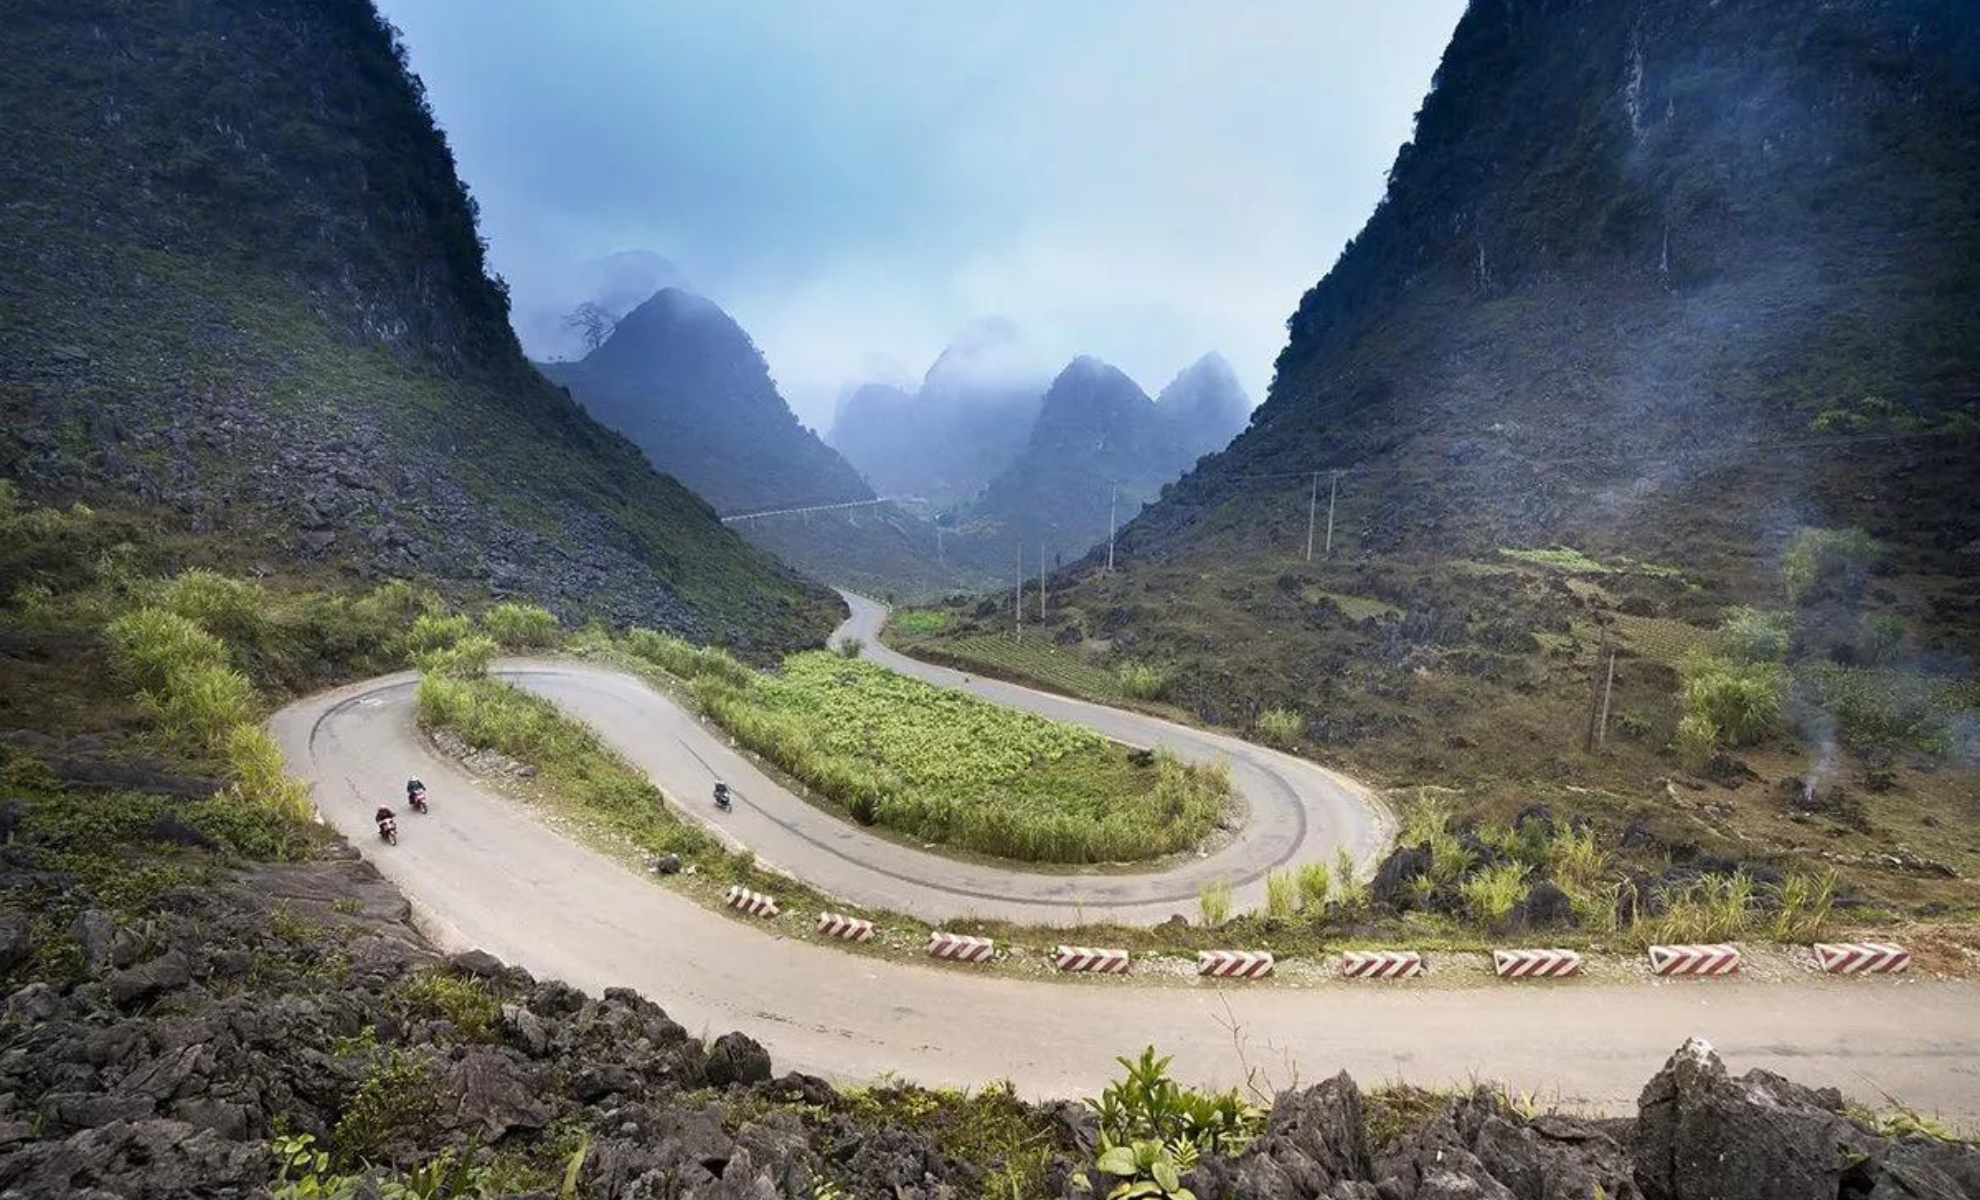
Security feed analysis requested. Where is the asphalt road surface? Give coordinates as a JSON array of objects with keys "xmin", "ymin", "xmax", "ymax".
[{"xmin": 271, "ymin": 618, "xmax": 1980, "ymax": 1119}]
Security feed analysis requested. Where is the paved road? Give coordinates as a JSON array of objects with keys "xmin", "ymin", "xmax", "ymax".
[
  {"xmin": 275, "ymin": 667, "xmax": 1980, "ymax": 1120},
  {"xmin": 491, "ymin": 591, "xmax": 1391, "ymax": 923}
]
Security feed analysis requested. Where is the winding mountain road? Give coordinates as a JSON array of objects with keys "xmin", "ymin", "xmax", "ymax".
[{"xmin": 270, "ymin": 600, "xmax": 1980, "ymax": 1120}]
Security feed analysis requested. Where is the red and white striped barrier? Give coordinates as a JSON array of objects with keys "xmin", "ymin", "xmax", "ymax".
[
  {"xmin": 1492, "ymin": 948, "xmax": 1583, "ymax": 979},
  {"xmin": 1647, "ymin": 943, "xmax": 1739, "ymax": 976},
  {"xmin": 1813, "ymin": 942, "xmax": 1910, "ymax": 975},
  {"xmin": 1197, "ymin": 950, "xmax": 1275, "ymax": 979},
  {"xmin": 815, "ymin": 912, "xmax": 874, "ymax": 942},
  {"xmin": 926, "ymin": 932, "xmax": 995, "ymax": 963},
  {"xmin": 1053, "ymin": 945, "xmax": 1130, "ymax": 974},
  {"xmin": 724, "ymin": 885, "xmax": 779, "ymax": 919},
  {"xmin": 1340, "ymin": 950, "xmax": 1422, "ymax": 979}
]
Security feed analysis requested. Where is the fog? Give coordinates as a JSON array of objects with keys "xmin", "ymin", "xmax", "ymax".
[{"xmin": 375, "ymin": 1, "xmax": 1465, "ymax": 426}]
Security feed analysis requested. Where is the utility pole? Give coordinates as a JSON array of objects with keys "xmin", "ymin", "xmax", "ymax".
[
  {"xmin": 1106, "ymin": 486, "xmax": 1118, "ymax": 571},
  {"xmin": 1582, "ymin": 622, "xmax": 1611, "ymax": 753},
  {"xmin": 1304, "ymin": 472, "xmax": 1319, "ymax": 562},
  {"xmin": 1015, "ymin": 541, "xmax": 1023, "ymax": 643},
  {"xmin": 1324, "ymin": 470, "xmax": 1340, "ymax": 557},
  {"xmin": 1597, "ymin": 648, "xmax": 1618, "ymax": 746},
  {"xmin": 1038, "ymin": 541, "xmax": 1046, "ymax": 620}
]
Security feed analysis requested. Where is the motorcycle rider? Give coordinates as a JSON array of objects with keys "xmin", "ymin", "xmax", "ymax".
[
  {"xmin": 375, "ymin": 805, "xmax": 397, "ymax": 838},
  {"xmin": 713, "ymin": 781, "xmax": 731, "ymax": 811},
  {"xmin": 406, "ymin": 777, "xmax": 427, "ymax": 811}
]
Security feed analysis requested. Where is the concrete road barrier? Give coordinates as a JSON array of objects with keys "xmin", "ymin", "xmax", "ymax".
[
  {"xmin": 1647, "ymin": 943, "xmax": 1739, "ymax": 976},
  {"xmin": 1813, "ymin": 942, "xmax": 1910, "ymax": 974},
  {"xmin": 1341, "ymin": 950, "xmax": 1422, "ymax": 979},
  {"xmin": 815, "ymin": 912, "xmax": 874, "ymax": 942},
  {"xmin": 724, "ymin": 885, "xmax": 780, "ymax": 919},
  {"xmin": 1197, "ymin": 950, "xmax": 1275, "ymax": 979},
  {"xmin": 927, "ymin": 932, "xmax": 994, "ymax": 963},
  {"xmin": 1492, "ymin": 948, "xmax": 1582, "ymax": 979},
  {"xmin": 1053, "ymin": 945, "xmax": 1130, "ymax": 974}
]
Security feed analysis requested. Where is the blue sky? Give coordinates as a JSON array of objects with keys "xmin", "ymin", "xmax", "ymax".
[{"xmin": 378, "ymin": 1, "xmax": 1467, "ymax": 427}]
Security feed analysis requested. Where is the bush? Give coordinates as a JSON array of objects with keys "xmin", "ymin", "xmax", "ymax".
[
  {"xmin": 1782, "ymin": 527, "xmax": 1882, "ymax": 604},
  {"xmin": 1088, "ymin": 1046, "xmax": 1262, "ymax": 1158},
  {"xmin": 1263, "ymin": 869, "xmax": 1298, "ymax": 918},
  {"xmin": 107, "ymin": 607, "xmax": 230, "ymax": 689},
  {"xmin": 333, "ymin": 1050, "xmax": 444, "ymax": 1166},
  {"xmin": 1255, "ymin": 707, "xmax": 1303, "ymax": 748},
  {"xmin": 623, "ymin": 627, "xmax": 754, "ymax": 687},
  {"xmin": 394, "ymin": 969, "xmax": 500, "ymax": 1042},
  {"xmin": 836, "ymin": 636, "xmax": 865, "ymax": 659},
  {"xmin": 1768, "ymin": 869, "xmax": 1838, "ymax": 942},
  {"xmin": 154, "ymin": 569, "xmax": 269, "ymax": 648},
  {"xmin": 1637, "ymin": 871, "xmax": 1755, "ymax": 945},
  {"xmin": 890, "ymin": 609, "xmax": 950, "ymax": 637},
  {"xmin": 400, "ymin": 612, "xmax": 474, "ymax": 657},
  {"xmin": 1793, "ymin": 661, "xmax": 1977, "ymax": 754},
  {"xmin": 1460, "ymin": 863, "xmax": 1530, "ymax": 927},
  {"xmin": 1721, "ymin": 607, "xmax": 1792, "ymax": 663},
  {"xmin": 418, "ymin": 632, "xmax": 497, "ymax": 680},
  {"xmin": 146, "ymin": 662, "xmax": 256, "ymax": 753},
  {"xmin": 1294, "ymin": 861, "xmax": 1331, "ymax": 910},
  {"xmin": 1116, "ymin": 662, "xmax": 1168, "ymax": 701},
  {"xmin": 482, "ymin": 602, "xmax": 559, "ymax": 649},
  {"xmin": 1679, "ymin": 651, "xmax": 1785, "ymax": 748},
  {"xmin": 1198, "ymin": 879, "xmax": 1233, "ymax": 927},
  {"xmin": 1331, "ymin": 848, "xmax": 1368, "ymax": 911},
  {"xmin": 222, "ymin": 724, "xmax": 312, "ymax": 822}
]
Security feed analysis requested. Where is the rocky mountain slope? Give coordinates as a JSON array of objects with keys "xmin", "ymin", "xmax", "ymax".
[
  {"xmin": 1155, "ymin": 351, "xmax": 1253, "ymax": 460},
  {"xmin": 960, "ymin": 356, "xmax": 1230, "ymax": 567},
  {"xmin": 0, "ymin": 0, "xmax": 836, "ymax": 652},
  {"xmin": 540, "ymin": 289, "xmax": 873, "ymax": 515},
  {"xmin": 828, "ymin": 318, "xmax": 1053, "ymax": 507}
]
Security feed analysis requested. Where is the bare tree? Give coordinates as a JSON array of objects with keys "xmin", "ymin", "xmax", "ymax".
[{"xmin": 562, "ymin": 302, "xmax": 616, "ymax": 354}]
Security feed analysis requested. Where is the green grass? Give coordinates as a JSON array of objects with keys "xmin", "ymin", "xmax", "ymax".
[
  {"xmin": 482, "ymin": 602, "xmax": 560, "ymax": 649},
  {"xmin": 890, "ymin": 609, "xmax": 952, "ymax": 637},
  {"xmin": 1198, "ymin": 879, "xmax": 1234, "ymax": 926},
  {"xmin": 1500, "ymin": 545, "xmax": 1682, "ymax": 578},
  {"xmin": 908, "ymin": 632, "xmax": 1131, "ymax": 700},
  {"xmin": 1115, "ymin": 661, "xmax": 1169, "ymax": 701},
  {"xmin": 691, "ymin": 652, "xmax": 1230, "ymax": 863},
  {"xmin": 1255, "ymin": 706, "xmax": 1303, "ymax": 748},
  {"xmin": 1299, "ymin": 587, "xmax": 1402, "ymax": 620},
  {"xmin": 415, "ymin": 673, "xmax": 719, "ymax": 862}
]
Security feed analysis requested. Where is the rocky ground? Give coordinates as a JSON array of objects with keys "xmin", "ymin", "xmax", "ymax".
[{"xmin": 2, "ymin": 817, "xmax": 1975, "ymax": 1199}]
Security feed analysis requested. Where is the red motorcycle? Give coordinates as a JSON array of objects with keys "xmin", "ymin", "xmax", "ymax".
[{"xmin": 408, "ymin": 785, "xmax": 429, "ymax": 815}]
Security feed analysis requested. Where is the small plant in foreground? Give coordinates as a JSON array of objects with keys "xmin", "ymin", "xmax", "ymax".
[
  {"xmin": 1294, "ymin": 861, "xmax": 1331, "ymax": 910},
  {"xmin": 1116, "ymin": 662, "xmax": 1168, "ymax": 700},
  {"xmin": 1086, "ymin": 1046, "xmax": 1262, "ymax": 1158},
  {"xmin": 1263, "ymin": 869, "xmax": 1298, "ymax": 918},
  {"xmin": 1255, "ymin": 706, "xmax": 1302, "ymax": 748},
  {"xmin": 1197, "ymin": 879, "xmax": 1232, "ymax": 927},
  {"xmin": 1460, "ymin": 863, "xmax": 1530, "ymax": 927}
]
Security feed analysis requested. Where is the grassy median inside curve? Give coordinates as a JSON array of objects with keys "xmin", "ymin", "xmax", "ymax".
[{"xmin": 687, "ymin": 649, "xmax": 1233, "ymax": 864}]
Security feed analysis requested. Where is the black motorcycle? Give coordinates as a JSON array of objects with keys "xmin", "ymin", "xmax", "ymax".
[{"xmin": 713, "ymin": 782, "xmax": 732, "ymax": 812}]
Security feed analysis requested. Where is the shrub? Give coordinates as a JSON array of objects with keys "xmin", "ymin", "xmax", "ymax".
[
  {"xmin": 1198, "ymin": 879, "xmax": 1233, "ymax": 927},
  {"xmin": 1675, "ymin": 712, "xmax": 1720, "ymax": 767},
  {"xmin": 1679, "ymin": 651, "xmax": 1785, "ymax": 748},
  {"xmin": 395, "ymin": 969, "xmax": 500, "ymax": 1042},
  {"xmin": 1768, "ymin": 869, "xmax": 1838, "ymax": 942},
  {"xmin": 154, "ymin": 569, "xmax": 269, "ymax": 647},
  {"xmin": 1087, "ymin": 1046, "xmax": 1262, "ymax": 1158},
  {"xmin": 222, "ymin": 724, "xmax": 312, "ymax": 822},
  {"xmin": 1116, "ymin": 662, "xmax": 1168, "ymax": 701},
  {"xmin": 333, "ymin": 1050, "xmax": 444, "ymax": 1165},
  {"xmin": 350, "ymin": 579, "xmax": 444, "ymax": 629},
  {"xmin": 107, "ymin": 607, "xmax": 230, "ymax": 689},
  {"xmin": 1255, "ymin": 707, "xmax": 1303, "ymax": 748},
  {"xmin": 1638, "ymin": 871, "xmax": 1755, "ymax": 945},
  {"xmin": 1546, "ymin": 825, "xmax": 1611, "ymax": 898},
  {"xmin": 1782, "ymin": 527, "xmax": 1882, "ymax": 604},
  {"xmin": 623, "ymin": 627, "xmax": 754, "ymax": 687},
  {"xmin": 836, "ymin": 637, "xmax": 865, "ymax": 659},
  {"xmin": 400, "ymin": 612, "xmax": 474, "ymax": 657},
  {"xmin": 1263, "ymin": 869, "xmax": 1298, "ymax": 918},
  {"xmin": 1331, "ymin": 848, "xmax": 1368, "ymax": 911},
  {"xmin": 1460, "ymin": 863, "xmax": 1530, "ymax": 927},
  {"xmin": 1294, "ymin": 861, "xmax": 1331, "ymax": 910},
  {"xmin": 146, "ymin": 662, "xmax": 256, "ymax": 753},
  {"xmin": 1721, "ymin": 607, "xmax": 1793, "ymax": 663},
  {"xmin": 482, "ymin": 602, "xmax": 558, "ymax": 649},
  {"xmin": 418, "ymin": 633, "xmax": 497, "ymax": 680}
]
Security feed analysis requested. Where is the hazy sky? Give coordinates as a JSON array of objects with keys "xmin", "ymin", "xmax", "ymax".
[{"xmin": 377, "ymin": 2, "xmax": 1466, "ymax": 428}]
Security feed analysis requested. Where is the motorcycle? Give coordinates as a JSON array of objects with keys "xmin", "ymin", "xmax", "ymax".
[
  {"xmin": 378, "ymin": 817, "xmax": 398, "ymax": 845},
  {"xmin": 713, "ymin": 782, "xmax": 732, "ymax": 813},
  {"xmin": 408, "ymin": 786, "xmax": 429, "ymax": 815}
]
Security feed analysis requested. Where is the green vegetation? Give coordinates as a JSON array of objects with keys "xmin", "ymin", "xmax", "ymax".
[
  {"xmin": 890, "ymin": 609, "xmax": 952, "ymax": 636},
  {"xmin": 1254, "ymin": 706, "xmax": 1303, "ymax": 748},
  {"xmin": 1197, "ymin": 879, "xmax": 1233, "ymax": 927},
  {"xmin": 1294, "ymin": 861, "xmax": 1332, "ymax": 910},
  {"xmin": 1793, "ymin": 662, "xmax": 1980, "ymax": 755},
  {"xmin": 1116, "ymin": 662, "xmax": 1170, "ymax": 701},
  {"xmin": 1087, "ymin": 1047, "xmax": 1262, "ymax": 1174},
  {"xmin": 333, "ymin": 1050, "xmax": 445, "ymax": 1165},
  {"xmin": 415, "ymin": 673, "xmax": 717, "ymax": 862},
  {"xmin": 1721, "ymin": 607, "xmax": 1793, "ymax": 663},
  {"xmin": 621, "ymin": 627, "xmax": 754, "ymax": 688},
  {"xmin": 835, "ymin": 636, "xmax": 865, "ymax": 659},
  {"xmin": 393, "ymin": 968, "xmax": 501, "ymax": 1043},
  {"xmin": 689, "ymin": 652, "xmax": 1231, "ymax": 863},
  {"xmin": 1501, "ymin": 545, "xmax": 1614, "ymax": 574},
  {"xmin": 1263, "ymin": 869, "xmax": 1298, "ymax": 919},
  {"xmin": 1782, "ymin": 527, "xmax": 1883, "ymax": 604},
  {"xmin": 936, "ymin": 634, "xmax": 1128, "ymax": 699},
  {"xmin": 1677, "ymin": 651, "xmax": 1786, "ymax": 756},
  {"xmin": 1459, "ymin": 862, "xmax": 1530, "ymax": 928},
  {"xmin": 482, "ymin": 602, "xmax": 560, "ymax": 649}
]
